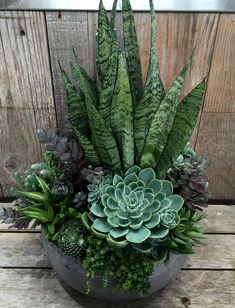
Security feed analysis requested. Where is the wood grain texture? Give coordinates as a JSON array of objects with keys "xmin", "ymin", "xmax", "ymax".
[
  {"xmin": 46, "ymin": 12, "xmax": 90, "ymax": 128},
  {"xmin": 0, "ymin": 233, "xmax": 50, "ymax": 267},
  {"xmin": 0, "ymin": 11, "xmax": 56, "ymax": 195},
  {"xmin": 196, "ymin": 113, "xmax": 235, "ymax": 199},
  {"xmin": 0, "ymin": 269, "xmax": 234, "ymax": 307},
  {"xmin": 203, "ymin": 14, "xmax": 235, "ymax": 112},
  {"xmin": 203, "ymin": 204, "xmax": 235, "ymax": 233}
]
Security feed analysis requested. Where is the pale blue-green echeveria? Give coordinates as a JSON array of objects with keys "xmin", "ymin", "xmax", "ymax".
[
  {"xmin": 87, "ymin": 175, "xmax": 112, "ymax": 206},
  {"xmin": 83, "ymin": 166, "xmax": 184, "ymax": 248}
]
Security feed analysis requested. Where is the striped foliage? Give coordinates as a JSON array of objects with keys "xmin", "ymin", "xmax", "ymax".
[
  {"xmin": 122, "ymin": 0, "xmax": 143, "ymax": 106},
  {"xmin": 96, "ymin": 0, "xmax": 113, "ymax": 83},
  {"xmin": 110, "ymin": 0, "xmax": 118, "ymax": 31},
  {"xmin": 70, "ymin": 53, "xmax": 98, "ymax": 106},
  {"xmin": 74, "ymin": 128, "xmax": 101, "ymax": 165},
  {"xmin": 156, "ymin": 79, "xmax": 206, "ymax": 178},
  {"xmin": 59, "ymin": 65, "xmax": 90, "ymax": 137},
  {"xmin": 86, "ymin": 99, "xmax": 121, "ymax": 172},
  {"xmin": 98, "ymin": 38, "xmax": 118, "ymax": 129},
  {"xmin": 111, "ymin": 54, "xmax": 134, "ymax": 170},
  {"xmin": 140, "ymin": 53, "xmax": 193, "ymax": 168},
  {"xmin": 134, "ymin": 0, "xmax": 165, "ymax": 159}
]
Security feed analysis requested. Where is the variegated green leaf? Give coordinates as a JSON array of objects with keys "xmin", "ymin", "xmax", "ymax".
[
  {"xmin": 59, "ymin": 64, "xmax": 90, "ymax": 136},
  {"xmin": 110, "ymin": 0, "xmax": 118, "ymax": 31},
  {"xmin": 98, "ymin": 38, "xmax": 118, "ymax": 129},
  {"xmin": 134, "ymin": 0, "xmax": 165, "ymax": 159},
  {"xmin": 140, "ymin": 52, "xmax": 193, "ymax": 168},
  {"xmin": 71, "ymin": 52, "xmax": 98, "ymax": 106},
  {"xmin": 86, "ymin": 99, "xmax": 121, "ymax": 172},
  {"xmin": 73, "ymin": 128, "xmax": 101, "ymax": 166},
  {"xmin": 111, "ymin": 53, "xmax": 134, "ymax": 170},
  {"xmin": 122, "ymin": 0, "xmax": 143, "ymax": 106},
  {"xmin": 96, "ymin": 0, "xmax": 112, "ymax": 83},
  {"xmin": 157, "ymin": 79, "xmax": 206, "ymax": 178}
]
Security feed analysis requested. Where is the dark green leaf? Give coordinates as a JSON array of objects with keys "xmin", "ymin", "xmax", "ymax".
[
  {"xmin": 134, "ymin": 0, "xmax": 165, "ymax": 159},
  {"xmin": 111, "ymin": 53, "xmax": 134, "ymax": 170},
  {"xmin": 86, "ymin": 99, "xmax": 121, "ymax": 172},
  {"xmin": 122, "ymin": 0, "xmax": 143, "ymax": 106},
  {"xmin": 140, "ymin": 52, "xmax": 193, "ymax": 168},
  {"xmin": 157, "ymin": 79, "xmax": 206, "ymax": 178}
]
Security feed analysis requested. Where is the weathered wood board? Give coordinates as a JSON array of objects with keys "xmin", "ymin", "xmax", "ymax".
[
  {"xmin": 0, "ymin": 269, "xmax": 234, "ymax": 308},
  {"xmin": 0, "ymin": 11, "xmax": 57, "ymax": 196},
  {"xmin": 196, "ymin": 113, "xmax": 235, "ymax": 199}
]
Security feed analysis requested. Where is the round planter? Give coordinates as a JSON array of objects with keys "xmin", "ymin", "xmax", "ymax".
[{"xmin": 42, "ymin": 235, "xmax": 186, "ymax": 301}]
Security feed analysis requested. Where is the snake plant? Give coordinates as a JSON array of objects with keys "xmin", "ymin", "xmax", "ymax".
[{"xmin": 60, "ymin": 0, "xmax": 206, "ymax": 178}]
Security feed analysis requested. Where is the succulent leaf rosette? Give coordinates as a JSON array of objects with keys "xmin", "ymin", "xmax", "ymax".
[{"xmin": 82, "ymin": 166, "xmax": 184, "ymax": 249}]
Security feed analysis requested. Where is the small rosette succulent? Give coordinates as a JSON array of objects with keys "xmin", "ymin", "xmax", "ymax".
[{"xmin": 82, "ymin": 166, "xmax": 184, "ymax": 249}]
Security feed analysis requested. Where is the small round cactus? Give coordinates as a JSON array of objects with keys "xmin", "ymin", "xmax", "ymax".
[{"xmin": 57, "ymin": 219, "xmax": 87, "ymax": 258}]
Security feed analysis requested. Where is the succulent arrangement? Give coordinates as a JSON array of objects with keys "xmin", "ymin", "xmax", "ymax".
[{"xmin": 0, "ymin": 0, "xmax": 209, "ymax": 297}]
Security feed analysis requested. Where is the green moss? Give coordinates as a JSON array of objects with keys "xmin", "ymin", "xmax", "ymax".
[{"xmin": 83, "ymin": 235, "xmax": 156, "ymax": 296}]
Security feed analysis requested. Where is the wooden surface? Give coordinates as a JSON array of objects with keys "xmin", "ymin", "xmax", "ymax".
[
  {"xmin": 0, "ymin": 11, "xmax": 57, "ymax": 195},
  {"xmin": 0, "ymin": 203, "xmax": 234, "ymax": 307},
  {"xmin": 0, "ymin": 11, "xmax": 234, "ymax": 200}
]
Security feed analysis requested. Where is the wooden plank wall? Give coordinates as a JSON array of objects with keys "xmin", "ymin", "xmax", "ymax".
[{"xmin": 0, "ymin": 11, "xmax": 234, "ymax": 200}]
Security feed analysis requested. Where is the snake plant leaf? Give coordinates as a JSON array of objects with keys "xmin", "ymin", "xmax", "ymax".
[
  {"xmin": 70, "ymin": 60, "xmax": 98, "ymax": 107},
  {"xmin": 96, "ymin": 0, "xmax": 112, "ymax": 83},
  {"xmin": 98, "ymin": 37, "xmax": 118, "ymax": 129},
  {"xmin": 59, "ymin": 63, "xmax": 90, "ymax": 137},
  {"xmin": 122, "ymin": 0, "xmax": 143, "ymax": 106},
  {"xmin": 86, "ymin": 99, "xmax": 121, "ymax": 172},
  {"xmin": 73, "ymin": 128, "xmax": 101, "ymax": 165},
  {"xmin": 111, "ymin": 53, "xmax": 134, "ymax": 170},
  {"xmin": 140, "ymin": 52, "xmax": 194, "ymax": 168},
  {"xmin": 134, "ymin": 0, "xmax": 165, "ymax": 159},
  {"xmin": 110, "ymin": 0, "xmax": 118, "ymax": 31},
  {"xmin": 157, "ymin": 79, "xmax": 206, "ymax": 178}
]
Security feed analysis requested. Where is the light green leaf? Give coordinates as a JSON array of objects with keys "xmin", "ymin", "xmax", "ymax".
[
  {"xmin": 126, "ymin": 226, "xmax": 151, "ymax": 243},
  {"xmin": 17, "ymin": 191, "xmax": 44, "ymax": 202}
]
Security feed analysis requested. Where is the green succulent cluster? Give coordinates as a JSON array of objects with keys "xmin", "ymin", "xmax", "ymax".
[
  {"xmin": 169, "ymin": 207, "xmax": 205, "ymax": 254},
  {"xmin": 61, "ymin": 0, "xmax": 206, "ymax": 178},
  {"xmin": 83, "ymin": 166, "xmax": 184, "ymax": 250},
  {"xmin": 56, "ymin": 219, "xmax": 88, "ymax": 258}
]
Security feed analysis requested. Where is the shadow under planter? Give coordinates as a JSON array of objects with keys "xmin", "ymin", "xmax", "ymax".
[{"xmin": 42, "ymin": 235, "xmax": 186, "ymax": 301}]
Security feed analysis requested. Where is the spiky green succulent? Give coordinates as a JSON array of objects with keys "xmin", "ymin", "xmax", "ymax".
[
  {"xmin": 82, "ymin": 166, "xmax": 184, "ymax": 249},
  {"xmin": 56, "ymin": 219, "xmax": 88, "ymax": 258},
  {"xmin": 168, "ymin": 207, "xmax": 205, "ymax": 254},
  {"xmin": 60, "ymin": 0, "xmax": 206, "ymax": 178}
]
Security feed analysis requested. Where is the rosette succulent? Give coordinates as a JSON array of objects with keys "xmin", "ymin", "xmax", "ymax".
[{"xmin": 82, "ymin": 166, "xmax": 184, "ymax": 249}]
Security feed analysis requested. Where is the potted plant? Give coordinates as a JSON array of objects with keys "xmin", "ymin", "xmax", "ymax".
[{"xmin": 0, "ymin": 0, "xmax": 209, "ymax": 301}]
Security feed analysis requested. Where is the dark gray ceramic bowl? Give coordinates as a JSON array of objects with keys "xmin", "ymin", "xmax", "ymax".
[{"xmin": 42, "ymin": 235, "xmax": 186, "ymax": 301}]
